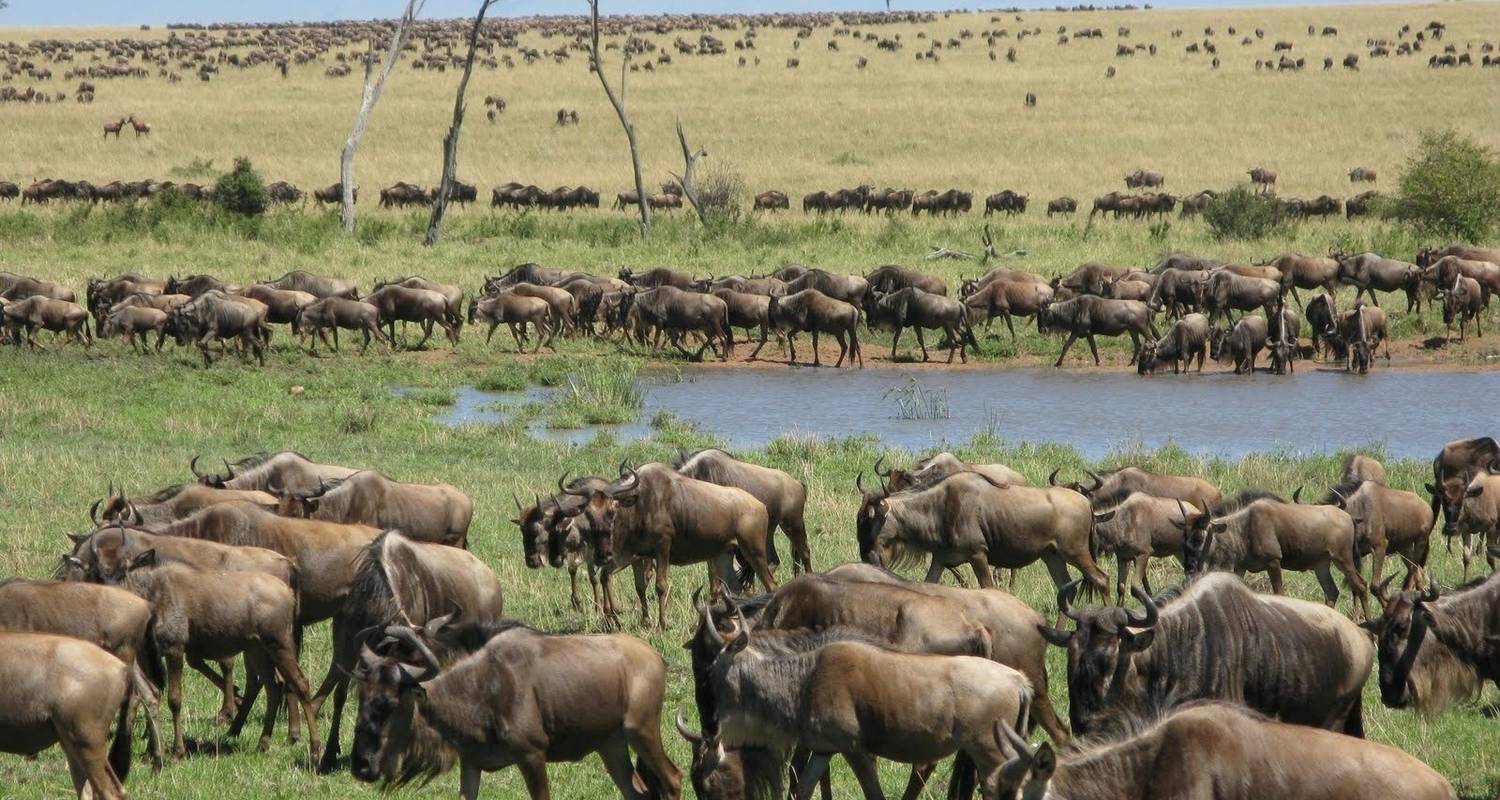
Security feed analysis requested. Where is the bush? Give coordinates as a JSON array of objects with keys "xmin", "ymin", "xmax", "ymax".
[
  {"xmin": 1203, "ymin": 185, "xmax": 1290, "ymax": 240},
  {"xmin": 1390, "ymin": 129, "xmax": 1500, "ymax": 242},
  {"xmin": 695, "ymin": 161, "xmax": 745, "ymax": 225},
  {"xmin": 213, "ymin": 157, "xmax": 269, "ymax": 216}
]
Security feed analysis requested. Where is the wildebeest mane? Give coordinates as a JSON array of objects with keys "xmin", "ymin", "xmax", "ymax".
[
  {"xmin": 1323, "ymin": 476, "xmax": 1366, "ymax": 505},
  {"xmin": 142, "ymin": 483, "xmax": 188, "ymax": 503},
  {"xmin": 431, "ymin": 619, "xmax": 536, "ymax": 656},
  {"xmin": 1210, "ymin": 488, "xmax": 1284, "ymax": 516},
  {"xmin": 673, "ymin": 448, "xmax": 744, "ymax": 485}
]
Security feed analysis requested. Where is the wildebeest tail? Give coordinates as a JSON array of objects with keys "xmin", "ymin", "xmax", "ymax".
[
  {"xmin": 290, "ymin": 564, "xmax": 304, "ymax": 659},
  {"xmin": 139, "ymin": 618, "xmax": 166, "ymax": 689},
  {"xmin": 108, "ymin": 678, "xmax": 134, "ymax": 783},
  {"xmin": 946, "ymin": 750, "xmax": 978, "ymax": 800}
]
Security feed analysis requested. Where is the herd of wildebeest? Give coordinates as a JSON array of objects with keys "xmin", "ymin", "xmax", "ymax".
[
  {"xmin": 5, "ymin": 432, "xmax": 1500, "ymax": 798},
  {"xmin": 2, "ymin": 241, "xmax": 1497, "ymax": 372}
]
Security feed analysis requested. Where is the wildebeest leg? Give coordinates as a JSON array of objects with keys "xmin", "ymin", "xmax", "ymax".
[
  {"xmin": 811, "ymin": 330, "xmax": 823, "ymax": 367},
  {"xmin": 266, "ymin": 635, "xmax": 320, "ymax": 761},
  {"xmin": 1054, "ymin": 332, "xmax": 1079, "ymax": 367},
  {"xmin": 568, "ymin": 560, "xmax": 583, "ymax": 611},
  {"xmin": 785, "ymin": 332, "xmax": 798, "ymax": 364},
  {"xmin": 1085, "ymin": 334, "xmax": 1102, "ymax": 365},
  {"xmin": 1041, "ymin": 552, "xmax": 1081, "ymax": 615},
  {"xmin": 1115, "ymin": 553, "xmax": 1133, "ymax": 605},
  {"xmin": 1267, "ymin": 560, "xmax": 1286, "ymax": 595},
  {"xmin": 415, "ymin": 319, "xmax": 435, "ymax": 349},
  {"xmin": 226, "ymin": 657, "xmax": 263, "ymax": 740},
  {"xmin": 890, "ymin": 325, "xmax": 903, "ymax": 360},
  {"xmin": 165, "ymin": 651, "xmax": 187, "ymax": 759},
  {"xmin": 1003, "ymin": 312, "xmax": 1016, "ymax": 339},
  {"xmin": 833, "ymin": 331, "xmax": 849, "ymax": 367},
  {"xmin": 916, "ymin": 327, "xmax": 931, "ymax": 361},
  {"xmin": 129, "ymin": 664, "xmax": 165, "ymax": 771},
  {"xmin": 632, "ymin": 559, "xmax": 652, "ymax": 628},
  {"xmin": 1313, "ymin": 562, "xmax": 1342, "ymax": 610},
  {"xmin": 843, "ymin": 752, "xmax": 886, "ymax": 800},
  {"xmin": 1126, "ymin": 331, "xmax": 1141, "ymax": 365},
  {"xmin": 968, "ymin": 553, "xmax": 996, "ymax": 589},
  {"xmin": 793, "ymin": 752, "xmax": 831, "ymax": 800},
  {"xmin": 784, "ymin": 515, "xmax": 812, "ymax": 575},
  {"xmin": 57, "ymin": 725, "xmax": 121, "ymax": 800},
  {"xmin": 185, "ymin": 656, "xmax": 237, "ymax": 723},
  {"xmin": 516, "ymin": 751, "xmax": 551, "ymax": 800},
  {"xmin": 923, "ymin": 558, "xmax": 947, "ymax": 584},
  {"xmin": 899, "ymin": 764, "xmax": 936, "ymax": 800},
  {"xmin": 598, "ymin": 734, "xmax": 646, "ymax": 800},
  {"xmin": 458, "ymin": 759, "xmax": 483, "ymax": 800}
]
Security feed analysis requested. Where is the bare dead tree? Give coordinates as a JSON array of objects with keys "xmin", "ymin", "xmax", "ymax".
[
  {"xmin": 587, "ymin": 0, "xmax": 650, "ymax": 238},
  {"xmin": 340, "ymin": 0, "xmax": 425, "ymax": 233},
  {"xmin": 669, "ymin": 117, "xmax": 709, "ymax": 225},
  {"xmin": 424, "ymin": 0, "xmax": 497, "ymax": 247}
]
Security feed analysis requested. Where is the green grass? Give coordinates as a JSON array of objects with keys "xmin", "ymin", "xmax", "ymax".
[
  {"xmin": 0, "ymin": 351, "xmax": 1496, "ymax": 799},
  {"xmin": 546, "ymin": 360, "xmax": 645, "ymax": 428}
]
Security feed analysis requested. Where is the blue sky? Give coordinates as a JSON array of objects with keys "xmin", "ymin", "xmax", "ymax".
[{"xmin": 2, "ymin": 0, "xmax": 1408, "ymax": 28}]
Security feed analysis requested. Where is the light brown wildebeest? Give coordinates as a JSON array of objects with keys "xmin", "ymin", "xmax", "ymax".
[
  {"xmin": 294, "ymin": 297, "xmax": 388, "ymax": 354},
  {"xmin": 467, "ymin": 293, "xmax": 554, "ymax": 351},
  {"xmin": 2, "ymin": 296, "xmax": 91, "ymax": 349},
  {"xmin": 272, "ymin": 470, "xmax": 472, "ymax": 549}
]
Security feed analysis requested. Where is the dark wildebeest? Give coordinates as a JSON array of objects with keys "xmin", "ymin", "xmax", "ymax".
[
  {"xmin": 858, "ymin": 470, "xmax": 1112, "ymax": 602},
  {"xmin": 1185, "ymin": 491, "xmax": 1370, "ymax": 617},
  {"xmin": 2, "ymin": 296, "xmax": 91, "ymax": 349},
  {"xmin": 1138, "ymin": 312, "xmax": 1210, "ymax": 374},
  {"xmin": 87, "ymin": 273, "xmax": 165, "ymax": 326},
  {"xmin": 1093, "ymin": 497, "xmax": 1209, "ymax": 599},
  {"xmin": 1040, "ymin": 573, "xmax": 1372, "ymax": 735},
  {"xmin": 1037, "ymin": 296, "xmax": 1158, "ymax": 367},
  {"xmin": 1366, "ymin": 571, "xmax": 1499, "ymax": 715},
  {"xmin": 378, "ymin": 182, "xmax": 430, "ymax": 208},
  {"xmin": 167, "ymin": 291, "xmax": 268, "ymax": 366},
  {"xmin": 1303, "ymin": 293, "xmax": 1338, "ymax": 359},
  {"xmin": 1334, "ymin": 251, "xmax": 1422, "ymax": 307},
  {"xmin": 294, "ymin": 298, "xmax": 388, "ymax": 354},
  {"xmin": 0, "ymin": 632, "xmax": 134, "ymax": 799},
  {"xmin": 1209, "ymin": 314, "xmax": 1267, "ymax": 374},
  {"xmin": 195, "ymin": 450, "xmax": 360, "ymax": 494},
  {"xmin": 1178, "ymin": 189, "xmax": 1216, "ymax": 216},
  {"xmin": 483, "ymin": 263, "xmax": 578, "ymax": 292},
  {"xmin": 365, "ymin": 285, "xmax": 459, "ymax": 348},
  {"xmin": 1349, "ymin": 166, "xmax": 1378, "ymax": 182},
  {"xmin": 314, "ymin": 529, "xmax": 506, "ymax": 774},
  {"xmin": 1247, "ymin": 167, "xmax": 1278, "ymax": 189},
  {"xmin": 1197, "ymin": 269, "xmax": 1279, "ymax": 324},
  {"xmin": 994, "ymin": 702, "xmax": 1453, "ymax": 800},
  {"xmin": 312, "ymin": 183, "xmax": 357, "ymax": 205},
  {"xmin": 1327, "ymin": 304, "xmax": 1389, "ymax": 373},
  {"xmin": 801, "ymin": 191, "xmax": 832, "ymax": 214},
  {"xmin": 1145, "ymin": 268, "xmax": 1206, "ymax": 319},
  {"xmin": 1045, "ymin": 197, "xmax": 1077, "ymax": 217},
  {"xmin": 1263, "ymin": 252, "xmax": 1340, "ymax": 302},
  {"xmin": 556, "ymin": 462, "xmax": 776, "ymax": 630},
  {"xmin": 674, "ymin": 448, "xmax": 811, "ymax": 575},
  {"xmin": 273, "ymin": 470, "xmax": 472, "ymax": 549},
  {"xmin": 963, "ymin": 279, "xmax": 1054, "ymax": 339},
  {"xmin": 467, "ymin": 294, "xmax": 554, "ymax": 351},
  {"xmin": 1053, "ymin": 262, "xmax": 1131, "ymax": 296},
  {"xmin": 1124, "ymin": 169, "xmax": 1165, "ymax": 189},
  {"xmin": 623, "ymin": 286, "xmax": 732, "ymax": 361},
  {"xmin": 350, "ymin": 618, "xmax": 681, "ymax": 798},
  {"xmin": 1426, "ymin": 437, "xmax": 1500, "ymax": 542},
  {"xmin": 1345, "ymin": 189, "xmax": 1379, "ymax": 219},
  {"xmin": 373, "ymin": 277, "xmax": 463, "ymax": 328},
  {"xmin": 865, "ymin": 287, "xmax": 975, "ymax": 363},
  {"xmin": 761, "ymin": 289, "xmax": 863, "ymax": 367},
  {"xmin": 1327, "ymin": 479, "xmax": 1434, "ymax": 590},
  {"xmin": 260, "ymin": 270, "xmax": 358, "ymax": 300},
  {"xmin": 864, "ymin": 264, "xmax": 947, "ymax": 296},
  {"xmin": 753, "ymin": 190, "xmax": 789, "ymax": 211},
  {"xmin": 984, "ymin": 190, "xmax": 1029, "ymax": 216}
]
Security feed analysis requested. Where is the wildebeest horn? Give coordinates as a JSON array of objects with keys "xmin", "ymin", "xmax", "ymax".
[
  {"xmin": 1125, "ymin": 585, "xmax": 1158, "ymax": 627},
  {"xmin": 558, "ymin": 472, "xmax": 588, "ymax": 497},
  {"xmin": 423, "ymin": 610, "xmax": 458, "ymax": 638},
  {"xmin": 127, "ymin": 501, "xmax": 142, "ymax": 526},
  {"xmin": 1048, "ymin": 468, "xmax": 1061, "ymax": 486},
  {"xmin": 1373, "ymin": 573, "xmax": 1397, "ymax": 604},
  {"xmin": 1292, "ymin": 487, "xmax": 1303, "ymax": 504},
  {"xmin": 1175, "ymin": 498, "xmax": 1189, "ymax": 522},
  {"xmin": 675, "ymin": 709, "xmax": 703, "ymax": 744},
  {"xmin": 89, "ymin": 498, "xmax": 102, "ymax": 525},
  {"xmin": 190, "ymin": 455, "xmax": 206, "ymax": 479},
  {"xmin": 874, "ymin": 455, "xmax": 891, "ymax": 478},
  {"xmin": 512, "ymin": 492, "xmax": 525, "ymax": 513},
  {"xmin": 856, "ymin": 472, "xmax": 868, "ymax": 495},
  {"xmin": 382, "ymin": 625, "xmax": 442, "ymax": 679},
  {"xmin": 1084, "ymin": 469, "xmax": 1103, "ymax": 493},
  {"xmin": 701, "ymin": 603, "xmax": 725, "ymax": 649},
  {"xmin": 1057, "ymin": 578, "xmax": 1085, "ymax": 622},
  {"xmin": 222, "ymin": 459, "xmax": 235, "ymax": 479},
  {"xmin": 1329, "ymin": 487, "xmax": 1347, "ymax": 509},
  {"xmin": 995, "ymin": 719, "xmax": 1035, "ymax": 759},
  {"xmin": 1421, "ymin": 579, "xmax": 1440, "ymax": 603},
  {"xmin": 611, "ymin": 465, "xmax": 640, "ymax": 496}
]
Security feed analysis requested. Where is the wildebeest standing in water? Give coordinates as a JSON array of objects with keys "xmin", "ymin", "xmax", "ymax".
[
  {"xmin": 1210, "ymin": 314, "xmax": 1267, "ymax": 374},
  {"xmin": 1138, "ymin": 312, "xmax": 1210, "ymax": 374}
]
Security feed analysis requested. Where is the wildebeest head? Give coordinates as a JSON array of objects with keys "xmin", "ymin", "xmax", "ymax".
[
  {"xmin": 511, "ymin": 490, "xmax": 552, "ymax": 569},
  {"xmin": 854, "ymin": 458, "xmax": 894, "ymax": 562},
  {"xmin": 1180, "ymin": 512, "xmax": 1230, "ymax": 575},
  {"xmin": 556, "ymin": 462, "xmax": 640, "ymax": 567},
  {"xmin": 674, "ymin": 710, "xmax": 741, "ymax": 800},
  {"xmin": 271, "ymin": 476, "xmax": 337, "ymax": 517},
  {"xmin": 1363, "ymin": 578, "xmax": 1440, "ymax": 709},
  {"xmin": 190, "ymin": 454, "xmax": 235, "ymax": 488},
  {"xmin": 351, "ymin": 617, "xmax": 451, "ymax": 785},
  {"xmin": 1037, "ymin": 579, "xmax": 1159, "ymax": 732}
]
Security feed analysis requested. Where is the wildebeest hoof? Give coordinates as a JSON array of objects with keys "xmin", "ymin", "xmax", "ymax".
[{"xmin": 258, "ymin": 736, "xmax": 273, "ymax": 753}]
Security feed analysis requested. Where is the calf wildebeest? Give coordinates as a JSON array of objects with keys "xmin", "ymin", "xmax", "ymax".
[
  {"xmin": 961, "ymin": 267, "xmax": 1049, "ymax": 296},
  {"xmin": 761, "ymin": 289, "xmax": 863, "ymax": 368},
  {"xmin": 858, "ymin": 470, "xmax": 1112, "ymax": 601},
  {"xmin": 674, "ymin": 449, "xmax": 810, "ymax": 575},
  {"xmin": 1247, "ymin": 166, "xmax": 1278, "ymax": 188},
  {"xmin": 883, "ymin": 452, "xmax": 1027, "ymax": 492},
  {"xmin": 1102, "ymin": 271, "xmax": 1155, "ymax": 303},
  {"xmin": 1093, "ymin": 496, "xmax": 1208, "ymax": 598},
  {"xmin": 1263, "ymin": 252, "xmax": 1340, "ymax": 302},
  {"xmin": 1185, "ymin": 491, "xmax": 1370, "ymax": 617},
  {"xmin": 1037, "ymin": 296, "xmax": 1158, "ymax": 367},
  {"xmin": 865, "ymin": 287, "xmax": 974, "ymax": 363},
  {"xmin": 1367, "ymin": 571, "xmax": 1499, "ymax": 715},
  {"xmin": 86, "ymin": 273, "xmax": 165, "ymax": 325},
  {"xmin": 753, "ymin": 190, "xmax": 789, "ymax": 211},
  {"xmin": 351, "ymin": 618, "xmax": 681, "ymax": 798},
  {"xmin": 1426, "ymin": 437, "xmax": 1500, "ymax": 541},
  {"xmin": 101, "ymin": 305, "xmax": 169, "ymax": 352},
  {"xmin": 315, "ymin": 530, "xmax": 505, "ymax": 774},
  {"xmin": 373, "ymin": 277, "xmax": 462, "ymax": 327},
  {"xmin": 994, "ymin": 702, "xmax": 1453, "ymax": 800},
  {"xmin": 557, "ymin": 463, "xmax": 776, "ymax": 630},
  {"xmin": 1334, "ymin": 251, "xmax": 1421, "ymax": 307},
  {"xmin": 1041, "ymin": 573, "xmax": 1372, "ymax": 734},
  {"xmin": 167, "ymin": 291, "xmax": 267, "ymax": 366},
  {"xmin": 1210, "ymin": 314, "xmax": 1267, "ymax": 374},
  {"xmin": 1138, "ymin": 312, "xmax": 1210, "ymax": 374},
  {"xmin": 93, "ymin": 482, "xmax": 275, "ymax": 527},
  {"xmin": 295, "ymin": 297, "xmax": 388, "ymax": 354},
  {"xmin": 1123, "ymin": 169, "xmax": 1165, "ymax": 189},
  {"xmin": 364, "ymin": 285, "xmax": 459, "ymax": 349},
  {"xmin": 1442, "ymin": 274, "xmax": 1484, "ymax": 340},
  {"xmin": 0, "ymin": 632, "xmax": 134, "ymax": 799},
  {"xmin": 623, "ymin": 286, "xmax": 732, "ymax": 361},
  {"xmin": 101, "ymin": 555, "xmax": 320, "ymax": 761},
  {"xmin": 963, "ymin": 278, "xmax": 1054, "ymax": 339},
  {"xmin": 1327, "ymin": 479, "xmax": 1434, "ymax": 590},
  {"xmin": 273, "ymin": 470, "xmax": 472, "ymax": 549},
  {"xmin": 467, "ymin": 293, "xmax": 554, "ymax": 351},
  {"xmin": 195, "ymin": 450, "xmax": 360, "ymax": 494},
  {"xmin": 1, "ymin": 296, "xmax": 91, "ymax": 349},
  {"xmin": 1045, "ymin": 196, "xmax": 1076, "ymax": 217}
]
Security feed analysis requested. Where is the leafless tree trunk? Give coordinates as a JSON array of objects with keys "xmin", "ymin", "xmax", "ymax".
[
  {"xmin": 588, "ymin": 0, "xmax": 650, "ymax": 238},
  {"xmin": 669, "ymin": 117, "xmax": 709, "ymax": 225},
  {"xmin": 424, "ymin": 0, "xmax": 496, "ymax": 247},
  {"xmin": 340, "ymin": 0, "xmax": 425, "ymax": 233}
]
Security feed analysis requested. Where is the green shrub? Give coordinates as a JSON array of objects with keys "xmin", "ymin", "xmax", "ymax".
[
  {"xmin": 213, "ymin": 157, "xmax": 269, "ymax": 216},
  {"xmin": 1203, "ymin": 185, "xmax": 1290, "ymax": 240},
  {"xmin": 1390, "ymin": 129, "xmax": 1500, "ymax": 242},
  {"xmin": 695, "ymin": 161, "xmax": 745, "ymax": 226}
]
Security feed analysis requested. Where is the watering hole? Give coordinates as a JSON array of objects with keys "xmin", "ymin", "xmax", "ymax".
[{"xmin": 420, "ymin": 367, "xmax": 1500, "ymax": 459}]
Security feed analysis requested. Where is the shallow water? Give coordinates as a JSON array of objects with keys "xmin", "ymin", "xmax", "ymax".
[{"xmin": 429, "ymin": 366, "xmax": 1500, "ymax": 459}]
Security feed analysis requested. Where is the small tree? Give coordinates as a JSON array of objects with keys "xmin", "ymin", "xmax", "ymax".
[
  {"xmin": 1203, "ymin": 185, "xmax": 1288, "ymax": 240},
  {"xmin": 341, "ymin": 0, "xmax": 426, "ymax": 233},
  {"xmin": 1390, "ymin": 129, "xmax": 1500, "ymax": 242},
  {"xmin": 213, "ymin": 157, "xmax": 269, "ymax": 216},
  {"xmin": 588, "ymin": 0, "xmax": 650, "ymax": 238},
  {"xmin": 425, "ymin": 0, "xmax": 497, "ymax": 247}
]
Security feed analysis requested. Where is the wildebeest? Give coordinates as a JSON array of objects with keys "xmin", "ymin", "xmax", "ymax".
[
  {"xmin": 1084, "ymin": 466, "xmax": 1222, "ymax": 514},
  {"xmin": 781, "ymin": 269, "xmax": 870, "ymax": 305},
  {"xmin": 1247, "ymin": 166, "xmax": 1278, "ymax": 188},
  {"xmin": 864, "ymin": 264, "xmax": 946, "ymax": 296},
  {"xmin": 753, "ymin": 190, "xmax": 789, "ymax": 211},
  {"xmin": 1348, "ymin": 166, "xmax": 1378, "ymax": 182},
  {"xmin": 1093, "ymin": 496, "xmax": 1208, "ymax": 598},
  {"xmin": 272, "ymin": 470, "xmax": 472, "ymax": 549},
  {"xmin": 1053, "ymin": 262, "xmax": 1131, "ymax": 296},
  {"xmin": 1327, "ymin": 479, "xmax": 1434, "ymax": 590},
  {"xmin": 238, "ymin": 284, "xmax": 317, "ymax": 329},
  {"xmin": 1037, "ymin": 296, "xmax": 1158, "ymax": 367},
  {"xmin": 883, "ymin": 453, "xmax": 1027, "ymax": 493},
  {"xmin": 622, "ymin": 286, "xmax": 732, "ymax": 361},
  {"xmin": 674, "ymin": 449, "xmax": 810, "ymax": 575},
  {"xmin": 93, "ymin": 481, "xmax": 276, "ymax": 527},
  {"xmin": 618, "ymin": 266, "xmax": 700, "ymax": 291},
  {"xmin": 378, "ymin": 182, "xmax": 430, "ymax": 208},
  {"xmin": 164, "ymin": 274, "xmax": 237, "ymax": 298},
  {"xmin": 1328, "ymin": 304, "xmax": 1389, "ymax": 373},
  {"xmin": 762, "ymin": 289, "xmax": 863, "ymax": 368},
  {"xmin": 1210, "ymin": 314, "xmax": 1267, "ymax": 374},
  {"xmin": 350, "ymin": 619, "xmax": 681, "ymax": 798},
  {"xmin": 1045, "ymin": 196, "xmax": 1077, "ymax": 217},
  {"xmin": 1334, "ymin": 251, "xmax": 1422, "ymax": 307},
  {"xmin": 167, "ymin": 291, "xmax": 268, "ymax": 366},
  {"xmin": 984, "ymin": 189, "xmax": 1029, "ymax": 216},
  {"xmin": 364, "ymin": 285, "xmax": 458, "ymax": 348},
  {"xmin": 86, "ymin": 273, "xmax": 165, "ymax": 326},
  {"xmin": 1185, "ymin": 491, "xmax": 1370, "ymax": 617},
  {"xmin": 1263, "ymin": 252, "xmax": 1340, "ymax": 302},
  {"xmin": 312, "ymin": 182, "xmax": 357, "ymax": 205},
  {"xmin": 994, "ymin": 702, "xmax": 1453, "ymax": 800},
  {"xmin": 295, "ymin": 298, "xmax": 388, "ymax": 354},
  {"xmin": 864, "ymin": 287, "xmax": 974, "ymax": 363},
  {"xmin": 1197, "ymin": 269, "xmax": 1280, "ymax": 323},
  {"xmin": 1, "ymin": 296, "xmax": 91, "ymax": 349},
  {"xmin": 0, "ymin": 632, "xmax": 134, "ymax": 799},
  {"xmin": 1123, "ymin": 169, "xmax": 1165, "ymax": 189},
  {"xmin": 494, "ymin": 282, "xmax": 578, "ymax": 336},
  {"xmin": 1441, "ymin": 274, "xmax": 1484, "ymax": 340},
  {"xmin": 963, "ymin": 278, "xmax": 1054, "ymax": 339},
  {"xmin": 1450, "ymin": 469, "xmax": 1500, "ymax": 579},
  {"xmin": 195, "ymin": 450, "xmax": 360, "ymax": 494},
  {"xmin": 1425, "ymin": 254, "xmax": 1500, "ymax": 307},
  {"xmin": 1144, "ymin": 268, "xmax": 1206, "ymax": 319},
  {"xmin": 467, "ymin": 293, "xmax": 554, "ymax": 351},
  {"xmin": 1138, "ymin": 312, "xmax": 1210, "ymax": 374},
  {"xmin": 1366, "ymin": 571, "xmax": 1499, "ymax": 715},
  {"xmin": 1040, "ymin": 573, "xmax": 1372, "ymax": 734},
  {"xmin": 711, "ymin": 289, "xmax": 781, "ymax": 356},
  {"xmin": 1426, "ymin": 437, "xmax": 1500, "ymax": 539}
]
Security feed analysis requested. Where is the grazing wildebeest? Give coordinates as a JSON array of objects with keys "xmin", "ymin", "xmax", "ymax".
[
  {"xmin": 314, "ymin": 529, "xmax": 506, "ymax": 773},
  {"xmin": 622, "ymin": 286, "xmax": 732, "ymax": 361},
  {"xmin": 0, "ymin": 632, "xmax": 134, "ymax": 799},
  {"xmin": 467, "ymin": 293, "xmax": 554, "ymax": 351},
  {"xmin": 167, "ymin": 291, "xmax": 268, "ymax": 366},
  {"xmin": 864, "ymin": 287, "xmax": 975, "ymax": 363},
  {"xmin": 195, "ymin": 451, "xmax": 360, "ymax": 494},
  {"xmin": 273, "ymin": 470, "xmax": 472, "ymax": 549},
  {"xmin": 1327, "ymin": 479, "xmax": 1434, "ymax": 590},
  {"xmin": 557, "ymin": 463, "xmax": 777, "ymax": 630},
  {"xmin": 1037, "ymin": 296, "xmax": 1158, "ymax": 367},
  {"xmin": 1123, "ymin": 169, "xmax": 1165, "ymax": 189},
  {"xmin": 1366, "ymin": 571, "xmax": 1499, "ymax": 715},
  {"xmin": 1138, "ymin": 312, "xmax": 1210, "ymax": 374},
  {"xmin": 994, "ymin": 703, "xmax": 1453, "ymax": 800},
  {"xmin": 93, "ymin": 481, "xmax": 276, "ymax": 526},
  {"xmin": 351, "ymin": 619, "xmax": 682, "ymax": 798},
  {"xmin": 1045, "ymin": 196, "xmax": 1077, "ymax": 217},
  {"xmin": 364, "ymin": 285, "xmax": 458, "ymax": 348},
  {"xmin": 294, "ymin": 298, "xmax": 388, "ymax": 354},
  {"xmin": 963, "ymin": 278, "xmax": 1054, "ymax": 338},
  {"xmin": 753, "ymin": 190, "xmax": 789, "ymax": 211},
  {"xmin": 260, "ymin": 269, "xmax": 358, "ymax": 299},
  {"xmin": 1210, "ymin": 314, "xmax": 1267, "ymax": 374},
  {"xmin": 674, "ymin": 448, "xmax": 811, "ymax": 575},
  {"xmin": 858, "ymin": 470, "xmax": 1112, "ymax": 601},
  {"xmin": 761, "ymin": 289, "xmax": 863, "ymax": 368},
  {"xmin": 1, "ymin": 296, "xmax": 91, "ymax": 349},
  {"xmin": 1185, "ymin": 491, "xmax": 1370, "ymax": 617},
  {"xmin": 1263, "ymin": 252, "xmax": 1340, "ymax": 302},
  {"xmin": 1040, "ymin": 573, "xmax": 1372, "ymax": 734},
  {"xmin": 1426, "ymin": 437, "xmax": 1500, "ymax": 541},
  {"xmin": 1334, "ymin": 251, "xmax": 1421, "ymax": 307},
  {"xmin": 1348, "ymin": 166, "xmax": 1378, "ymax": 182}
]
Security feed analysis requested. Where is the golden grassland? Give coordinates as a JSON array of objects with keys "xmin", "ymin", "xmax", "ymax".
[{"xmin": 1, "ymin": 3, "xmax": 1498, "ymax": 201}]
